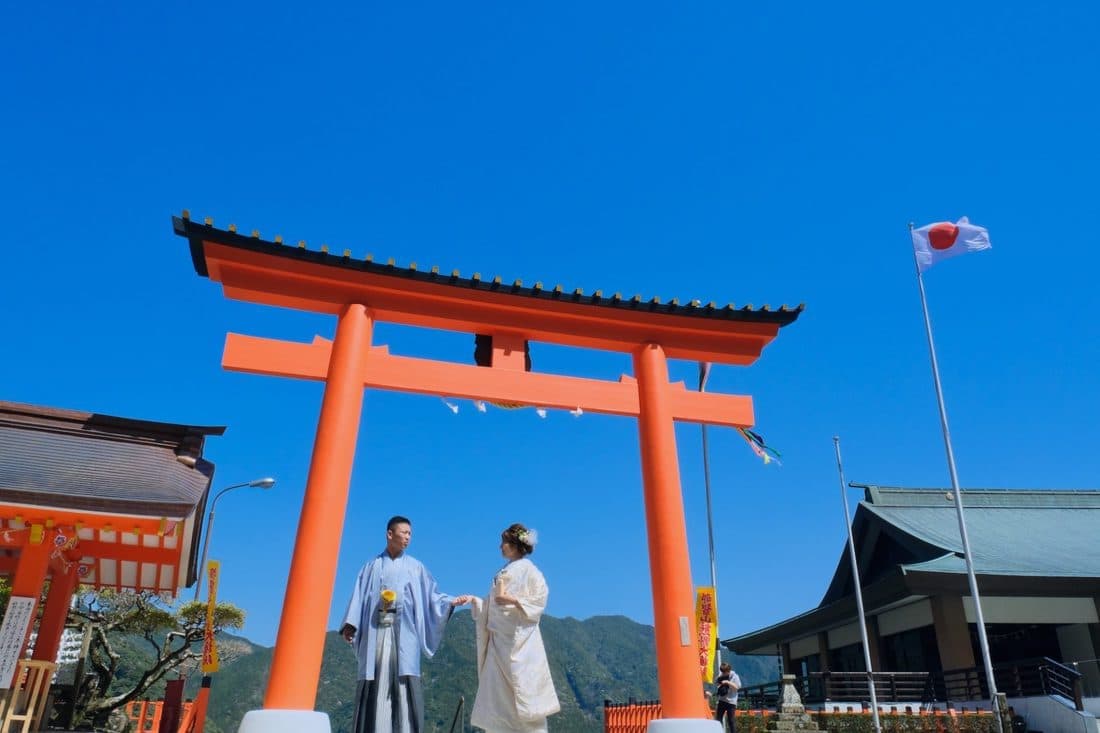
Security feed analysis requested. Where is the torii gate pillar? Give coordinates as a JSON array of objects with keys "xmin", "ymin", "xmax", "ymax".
[
  {"xmin": 264, "ymin": 304, "xmax": 373, "ymax": 710},
  {"xmin": 634, "ymin": 342, "xmax": 705, "ymax": 718}
]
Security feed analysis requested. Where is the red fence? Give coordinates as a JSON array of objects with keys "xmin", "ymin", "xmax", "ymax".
[
  {"xmin": 123, "ymin": 681, "xmax": 210, "ymax": 733},
  {"xmin": 603, "ymin": 703, "xmax": 994, "ymax": 733},
  {"xmin": 604, "ymin": 699, "xmax": 718, "ymax": 733}
]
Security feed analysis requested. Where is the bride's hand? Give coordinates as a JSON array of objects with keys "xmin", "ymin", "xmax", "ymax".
[{"xmin": 493, "ymin": 592, "xmax": 518, "ymax": 606}]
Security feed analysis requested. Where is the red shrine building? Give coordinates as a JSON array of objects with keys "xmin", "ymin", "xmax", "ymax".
[{"xmin": 0, "ymin": 401, "xmax": 222, "ymax": 728}]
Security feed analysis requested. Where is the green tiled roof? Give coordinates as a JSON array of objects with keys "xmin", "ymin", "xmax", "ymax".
[
  {"xmin": 725, "ymin": 486, "xmax": 1100, "ymax": 653},
  {"xmin": 858, "ymin": 486, "xmax": 1100, "ymax": 579}
]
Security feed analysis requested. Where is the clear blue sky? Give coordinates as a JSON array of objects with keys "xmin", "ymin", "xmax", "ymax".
[{"xmin": 2, "ymin": 3, "xmax": 1098, "ymax": 647}]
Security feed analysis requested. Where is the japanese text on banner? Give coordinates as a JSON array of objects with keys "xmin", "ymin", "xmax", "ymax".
[
  {"xmin": 695, "ymin": 587, "xmax": 718, "ymax": 684},
  {"xmin": 202, "ymin": 560, "xmax": 220, "ymax": 674}
]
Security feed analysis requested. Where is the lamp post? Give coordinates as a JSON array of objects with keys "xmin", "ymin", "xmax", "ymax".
[{"xmin": 194, "ymin": 477, "xmax": 276, "ymax": 600}]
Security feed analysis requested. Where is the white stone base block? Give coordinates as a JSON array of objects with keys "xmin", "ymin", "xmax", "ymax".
[
  {"xmin": 647, "ymin": 719, "xmax": 723, "ymax": 733},
  {"xmin": 237, "ymin": 709, "xmax": 331, "ymax": 733}
]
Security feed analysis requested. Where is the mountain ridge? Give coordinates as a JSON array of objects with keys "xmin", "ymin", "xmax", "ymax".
[{"xmin": 174, "ymin": 612, "xmax": 779, "ymax": 733}]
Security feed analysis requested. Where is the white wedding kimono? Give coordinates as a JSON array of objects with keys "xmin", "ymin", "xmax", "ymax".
[{"xmin": 470, "ymin": 558, "xmax": 560, "ymax": 733}]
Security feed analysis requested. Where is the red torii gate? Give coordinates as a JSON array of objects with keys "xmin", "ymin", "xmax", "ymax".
[{"xmin": 174, "ymin": 213, "xmax": 801, "ymax": 731}]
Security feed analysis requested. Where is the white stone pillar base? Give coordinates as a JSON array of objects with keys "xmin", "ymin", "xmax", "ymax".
[
  {"xmin": 237, "ymin": 709, "xmax": 331, "ymax": 733},
  {"xmin": 647, "ymin": 719, "xmax": 723, "ymax": 733}
]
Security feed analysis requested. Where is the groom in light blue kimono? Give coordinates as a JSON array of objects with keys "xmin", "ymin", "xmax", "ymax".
[{"xmin": 341, "ymin": 515, "xmax": 461, "ymax": 733}]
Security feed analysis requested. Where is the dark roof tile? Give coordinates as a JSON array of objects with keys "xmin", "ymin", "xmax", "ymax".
[
  {"xmin": 0, "ymin": 401, "xmax": 223, "ymax": 517},
  {"xmin": 174, "ymin": 214, "xmax": 804, "ymax": 328}
]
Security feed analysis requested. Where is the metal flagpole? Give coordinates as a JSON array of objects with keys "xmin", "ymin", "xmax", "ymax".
[
  {"xmin": 833, "ymin": 437, "xmax": 881, "ymax": 733},
  {"xmin": 910, "ymin": 223, "xmax": 1003, "ymax": 732},
  {"xmin": 699, "ymin": 362, "xmax": 722, "ymax": 672}
]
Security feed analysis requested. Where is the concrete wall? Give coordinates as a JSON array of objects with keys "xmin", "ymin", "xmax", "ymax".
[
  {"xmin": 878, "ymin": 599, "xmax": 934, "ymax": 636},
  {"xmin": 963, "ymin": 597, "xmax": 1100, "ymax": 625},
  {"xmin": 1008, "ymin": 696, "xmax": 1100, "ymax": 733},
  {"xmin": 789, "ymin": 635, "xmax": 820, "ymax": 660},
  {"xmin": 1058, "ymin": 624, "xmax": 1100, "ymax": 697}
]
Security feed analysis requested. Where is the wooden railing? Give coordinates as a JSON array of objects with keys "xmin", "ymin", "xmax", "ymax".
[
  {"xmin": 818, "ymin": 671, "xmax": 932, "ymax": 702},
  {"xmin": 0, "ymin": 659, "xmax": 57, "ymax": 733},
  {"xmin": 736, "ymin": 657, "xmax": 1085, "ymax": 712},
  {"xmin": 937, "ymin": 657, "xmax": 1084, "ymax": 710},
  {"xmin": 738, "ymin": 671, "xmax": 931, "ymax": 709},
  {"xmin": 125, "ymin": 699, "xmax": 195, "ymax": 731}
]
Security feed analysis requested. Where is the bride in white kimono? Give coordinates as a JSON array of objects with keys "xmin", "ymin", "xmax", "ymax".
[{"xmin": 465, "ymin": 523, "xmax": 560, "ymax": 733}]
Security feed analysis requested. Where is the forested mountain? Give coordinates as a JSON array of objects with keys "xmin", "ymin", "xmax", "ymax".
[{"xmin": 166, "ymin": 612, "xmax": 778, "ymax": 733}]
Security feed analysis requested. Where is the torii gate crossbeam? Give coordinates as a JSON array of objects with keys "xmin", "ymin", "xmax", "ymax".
[{"xmin": 174, "ymin": 214, "xmax": 802, "ymax": 732}]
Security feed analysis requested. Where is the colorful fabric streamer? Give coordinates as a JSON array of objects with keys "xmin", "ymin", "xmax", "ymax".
[{"xmin": 736, "ymin": 427, "xmax": 782, "ymax": 466}]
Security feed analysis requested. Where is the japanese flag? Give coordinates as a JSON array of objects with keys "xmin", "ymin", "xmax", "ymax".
[{"xmin": 911, "ymin": 216, "xmax": 991, "ymax": 272}]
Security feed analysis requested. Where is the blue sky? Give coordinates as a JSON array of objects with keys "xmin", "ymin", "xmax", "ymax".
[{"xmin": 2, "ymin": 2, "xmax": 1099, "ymax": 648}]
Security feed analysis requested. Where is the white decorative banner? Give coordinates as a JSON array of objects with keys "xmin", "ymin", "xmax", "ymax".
[{"xmin": 0, "ymin": 596, "xmax": 36, "ymax": 689}]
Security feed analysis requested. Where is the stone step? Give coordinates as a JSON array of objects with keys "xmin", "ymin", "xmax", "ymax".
[{"xmin": 765, "ymin": 713, "xmax": 823, "ymax": 732}]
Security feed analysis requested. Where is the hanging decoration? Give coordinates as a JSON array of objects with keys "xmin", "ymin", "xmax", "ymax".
[
  {"xmin": 448, "ymin": 398, "xmax": 553, "ymax": 419},
  {"xmin": 736, "ymin": 427, "xmax": 782, "ymax": 466}
]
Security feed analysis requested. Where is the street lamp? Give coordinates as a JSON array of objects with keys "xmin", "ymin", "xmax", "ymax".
[{"xmin": 193, "ymin": 477, "xmax": 276, "ymax": 600}]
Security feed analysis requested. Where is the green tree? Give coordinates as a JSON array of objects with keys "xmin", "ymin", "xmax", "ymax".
[{"xmin": 67, "ymin": 588, "xmax": 245, "ymax": 730}]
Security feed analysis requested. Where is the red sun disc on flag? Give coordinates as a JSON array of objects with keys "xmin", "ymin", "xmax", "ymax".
[{"xmin": 928, "ymin": 223, "xmax": 959, "ymax": 250}]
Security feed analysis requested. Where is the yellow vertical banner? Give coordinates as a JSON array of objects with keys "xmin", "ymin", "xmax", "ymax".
[
  {"xmin": 695, "ymin": 586, "xmax": 718, "ymax": 684},
  {"xmin": 201, "ymin": 560, "xmax": 220, "ymax": 674}
]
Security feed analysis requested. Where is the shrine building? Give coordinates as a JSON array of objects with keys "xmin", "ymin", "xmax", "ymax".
[
  {"xmin": 724, "ymin": 485, "xmax": 1100, "ymax": 696},
  {"xmin": 0, "ymin": 400, "xmax": 222, "ymax": 670}
]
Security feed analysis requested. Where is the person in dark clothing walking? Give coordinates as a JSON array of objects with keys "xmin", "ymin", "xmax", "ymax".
[{"xmin": 713, "ymin": 662, "xmax": 741, "ymax": 733}]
